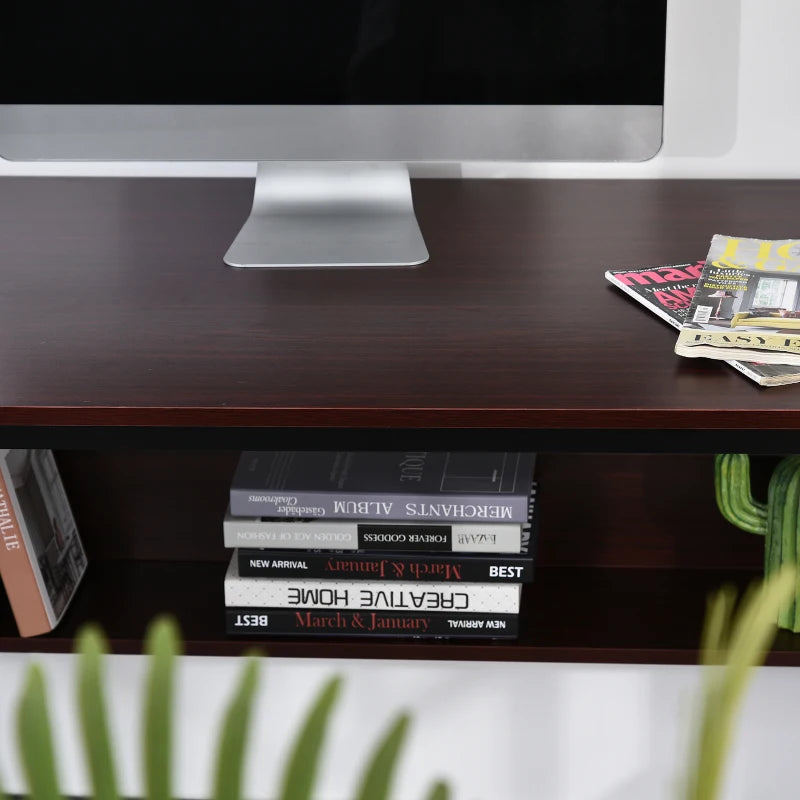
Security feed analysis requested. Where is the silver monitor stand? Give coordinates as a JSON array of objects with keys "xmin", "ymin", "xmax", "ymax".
[{"xmin": 223, "ymin": 161, "xmax": 429, "ymax": 269}]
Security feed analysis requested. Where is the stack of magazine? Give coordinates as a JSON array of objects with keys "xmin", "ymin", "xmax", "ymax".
[
  {"xmin": 605, "ymin": 234, "xmax": 800, "ymax": 387},
  {"xmin": 223, "ymin": 450, "xmax": 537, "ymax": 640}
]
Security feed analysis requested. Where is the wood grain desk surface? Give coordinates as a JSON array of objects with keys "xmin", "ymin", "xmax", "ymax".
[{"xmin": 0, "ymin": 176, "xmax": 799, "ymax": 446}]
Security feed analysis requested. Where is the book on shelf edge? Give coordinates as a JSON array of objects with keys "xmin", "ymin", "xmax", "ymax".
[
  {"xmin": 674, "ymin": 235, "xmax": 800, "ymax": 367},
  {"xmin": 0, "ymin": 449, "xmax": 88, "ymax": 637},
  {"xmin": 225, "ymin": 607, "xmax": 518, "ymax": 639},
  {"xmin": 236, "ymin": 549, "xmax": 534, "ymax": 582},
  {"xmin": 229, "ymin": 451, "xmax": 535, "ymax": 522},
  {"xmin": 224, "ymin": 553, "xmax": 522, "ymax": 613},
  {"xmin": 605, "ymin": 261, "xmax": 800, "ymax": 386},
  {"xmin": 223, "ymin": 483, "xmax": 538, "ymax": 552}
]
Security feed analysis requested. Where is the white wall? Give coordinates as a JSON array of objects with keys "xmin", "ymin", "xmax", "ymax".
[
  {"xmin": 2, "ymin": 655, "xmax": 800, "ymax": 800},
  {"xmin": 2, "ymin": 1, "xmax": 800, "ymax": 798}
]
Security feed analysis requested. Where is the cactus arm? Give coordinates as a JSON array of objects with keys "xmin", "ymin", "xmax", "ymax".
[
  {"xmin": 732, "ymin": 453, "xmax": 768, "ymax": 517},
  {"xmin": 777, "ymin": 466, "xmax": 800, "ymax": 630},
  {"xmin": 765, "ymin": 456, "xmax": 800, "ymax": 577},
  {"xmin": 715, "ymin": 454, "xmax": 768, "ymax": 535},
  {"xmin": 794, "ymin": 522, "xmax": 800, "ymax": 633}
]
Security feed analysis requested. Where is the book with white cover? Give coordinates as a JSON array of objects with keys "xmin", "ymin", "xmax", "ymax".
[{"xmin": 223, "ymin": 552, "xmax": 521, "ymax": 614}]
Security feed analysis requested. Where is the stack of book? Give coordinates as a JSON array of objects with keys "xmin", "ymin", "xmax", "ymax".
[{"xmin": 223, "ymin": 451, "xmax": 537, "ymax": 640}]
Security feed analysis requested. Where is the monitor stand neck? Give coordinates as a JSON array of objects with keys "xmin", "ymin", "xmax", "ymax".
[{"xmin": 223, "ymin": 162, "xmax": 429, "ymax": 268}]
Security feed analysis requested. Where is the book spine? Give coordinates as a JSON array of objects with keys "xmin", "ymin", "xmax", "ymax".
[
  {"xmin": 727, "ymin": 359, "xmax": 767, "ymax": 384},
  {"xmin": 0, "ymin": 457, "xmax": 53, "ymax": 637},
  {"xmin": 229, "ymin": 489, "xmax": 529, "ymax": 523},
  {"xmin": 237, "ymin": 550, "xmax": 534, "ymax": 582},
  {"xmin": 224, "ymin": 576, "xmax": 521, "ymax": 614},
  {"xmin": 223, "ymin": 521, "xmax": 523, "ymax": 552},
  {"xmin": 225, "ymin": 607, "xmax": 519, "ymax": 638}
]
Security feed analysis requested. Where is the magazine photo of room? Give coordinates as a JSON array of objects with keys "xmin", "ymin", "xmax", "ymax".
[{"xmin": 687, "ymin": 271, "xmax": 800, "ymax": 331}]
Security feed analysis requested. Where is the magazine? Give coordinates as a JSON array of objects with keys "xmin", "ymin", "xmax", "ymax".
[
  {"xmin": 674, "ymin": 235, "xmax": 800, "ymax": 366},
  {"xmin": 605, "ymin": 261, "xmax": 800, "ymax": 386}
]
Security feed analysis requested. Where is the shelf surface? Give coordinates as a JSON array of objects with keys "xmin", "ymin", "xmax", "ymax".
[
  {"xmin": 3, "ymin": 560, "xmax": 798, "ymax": 665},
  {"xmin": 2, "ymin": 177, "xmax": 800, "ymax": 449}
]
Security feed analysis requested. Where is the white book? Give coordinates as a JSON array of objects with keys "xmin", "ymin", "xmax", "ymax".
[
  {"xmin": 224, "ymin": 552, "xmax": 521, "ymax": 614},
  {"xmin": 223, "ymin": 506, "xmax": 527, "ymax": 552}
]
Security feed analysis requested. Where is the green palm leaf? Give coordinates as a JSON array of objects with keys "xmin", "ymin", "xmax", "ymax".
[
  {"xmin": 212, "ymin": 655, "xmax": 261, "ymax": 800},
  {"xmin": 16, "ymin": 664, "xmax": 63, "ymax": 800},
  {"xmin": 76, "ymin": 624, "xmax": 120, "ymax": 800},
  {"xmin": 685, "ymin": 565, "xmax": 796, "ymax": 800},
  {"xmin": 353, "ymin": 713, "xmax": 410, "ymax": 800},
  {"xmin": 424, "ymin": 781, "xmax": 451, "ymax": 800},
  {"xmin": 279, "ymin": 675, "xmax": 342, "ymax": 800},
  {"xmin": 143, "ymin": 616, "xmax": 181, "ymax": 800}
]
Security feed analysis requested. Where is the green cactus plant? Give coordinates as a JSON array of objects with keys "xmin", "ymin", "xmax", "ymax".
[{"xmin": 714, "ymin": 452, "xmax": 800, "ymax": 631}]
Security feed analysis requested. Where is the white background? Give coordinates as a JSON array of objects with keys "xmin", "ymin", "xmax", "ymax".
[{"xmin": 2, "ymin": 0, "xmax": 800, "ymax": 798}]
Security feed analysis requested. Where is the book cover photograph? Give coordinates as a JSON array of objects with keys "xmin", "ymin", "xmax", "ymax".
[
  {"xmin": 0, "ymin": 449, "xmax": 88, "ymax": 637},
  {"xmin": 674, "ymin": 235, "xmax": 800, "ymax": 366},
  {"xmin": 606, "ymin": 261, "xmax": 800, "ymax": 386},
  {"xmin": 229, "ymin": 451, "xmax": 535, "ymax": 522}
]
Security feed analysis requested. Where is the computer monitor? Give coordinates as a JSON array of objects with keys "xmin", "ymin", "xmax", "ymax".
[{"xmin": 0, "ymin": 1, "xmax": 667, "ymax": 268}]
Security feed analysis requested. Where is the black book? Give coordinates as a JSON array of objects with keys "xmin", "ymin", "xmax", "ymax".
[
  {"xmin": 236, "ymin": 549, "xmax": 533, "ymax": 582},
  {"xmin": 225, "ymin": 607, "xmax": 519, "ymax": 639},
  {"xmin": 229, "ymin": 451, "xmax": 535, "ymax": 522}
]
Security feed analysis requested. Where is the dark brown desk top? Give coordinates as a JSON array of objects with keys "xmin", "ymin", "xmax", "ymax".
[{"xmin": 0, "ymin": 176, "xmax": 799, "ymax": 448}]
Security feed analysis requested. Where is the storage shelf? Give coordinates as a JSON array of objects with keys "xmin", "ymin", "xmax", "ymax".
[
  {"xmin": 3, "ymin": 560, "xmax": 798, "ymax": 665},
  {"xmin": 2, "ymin": 177, "xmax": 800, "ymax": 664}
]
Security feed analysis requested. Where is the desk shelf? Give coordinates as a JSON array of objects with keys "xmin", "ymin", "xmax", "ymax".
[{"xmin": 1, "ymin": 177, "xmax": 799, "ymax": 661}]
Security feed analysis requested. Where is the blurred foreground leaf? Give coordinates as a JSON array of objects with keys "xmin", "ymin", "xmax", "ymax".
[
  {"xmin": 143, "ymin": 616, "xmax": 181, "ymax": 800},
  {"xmin": 353, "ymin": 713, "xmax": 410, "ymax": 800},
  {"xmin": 76, "ymin": 625, "xmax": 120, "ymax": 800},
  {"xmin": 213, "ymin": 655, "xmax": 260, "ymax": 800},
  {"xmin": 684, "ymin": 565, "xmax": 796, "ymax": 800},
  {"xmin": 425, "ymin": 781, "xmax": 451, "ymax": 800},
  {"xmin": 17, "ymin": 664, "xmax": 62, "ymax": 800},
  {"xmin": 279, "ymin": 675, "xmax": 342, "ymax": 800}
]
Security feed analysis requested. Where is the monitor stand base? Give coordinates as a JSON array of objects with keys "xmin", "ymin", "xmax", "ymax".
[{"xmin": 223, "ymin": 162, "xmax": 429, "ymax": 268}]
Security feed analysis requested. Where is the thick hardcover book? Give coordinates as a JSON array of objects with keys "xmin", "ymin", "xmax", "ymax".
[
  {"xmin": 224, "ymin": 484, "xmax": 537, "ymax": 552},
  {"xmin": 225, "ymin": 607, "xmax": 519, "ymax": 639},
  {"xmin": 224, "ymin": 553, "xmax": 522, "ymax": 613},
  {"xmin": 606, "ymin": 262, "xmax": 800, "ymax": 386},
  {"xmin": 674, "ymin": 235, "xmax": 800, "ymax": 366},
  {"xmin": 0, "ymin": 449, "xmax": 88, "ymax": 637},
  {"xmin": 236, "ymin": 550, "xmax": 534, "ymax": 582},
  {"xmin": 229, "ymin": 451, "xmax": 535, "ymax": 522}
]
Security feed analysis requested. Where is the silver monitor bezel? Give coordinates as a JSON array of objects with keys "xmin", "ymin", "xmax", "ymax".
[{"xmin": 0, "ymin": 105, "xmax": 662, "ymax": 162}]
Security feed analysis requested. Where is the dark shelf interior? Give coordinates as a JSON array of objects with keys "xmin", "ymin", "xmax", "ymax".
[
  {"xmin": 0, "ymin": 450, "xmax": 790, "ymax": 664},
  {"xmin": 5, "ymin": 559, "xmax": 798, "ymax": 665}
]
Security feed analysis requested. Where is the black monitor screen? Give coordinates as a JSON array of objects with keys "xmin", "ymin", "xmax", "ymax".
[{"xmin": 2, "ymin": 1, "xmax": 667, "ymax": 104}]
